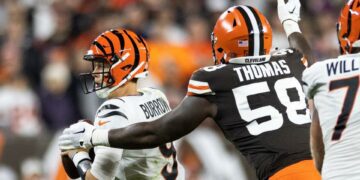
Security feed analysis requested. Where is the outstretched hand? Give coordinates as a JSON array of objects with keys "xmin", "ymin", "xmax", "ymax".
[
  {"xmin": 277, "ymin": 0, "xmax": 301, "ymax": 24},
  {"xmin": 58, "ymin": 121, "xmax": 95, "ymax": 150}
]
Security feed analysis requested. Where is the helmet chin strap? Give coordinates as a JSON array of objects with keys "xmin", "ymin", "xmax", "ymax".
[{"xmin": 96, "ymin": 88, "xmax": 111, "ymax": 99}]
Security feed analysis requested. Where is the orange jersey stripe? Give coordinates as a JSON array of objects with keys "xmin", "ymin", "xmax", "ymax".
[{"xmin": 188, "ymin": 84, "xmax": 210, "ymax": 90}]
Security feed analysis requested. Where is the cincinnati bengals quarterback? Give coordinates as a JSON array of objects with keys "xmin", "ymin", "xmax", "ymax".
[
  {"xmin": 302, "ymin": 0, "xmax": 360, "ymax": 179},
  {"xmin": 59, "ymin": 0, "xmax": 320, "ymax": 180},
  {"xmin": 58, "ymin": 29, "xmax": 184, "ymax": 180}
]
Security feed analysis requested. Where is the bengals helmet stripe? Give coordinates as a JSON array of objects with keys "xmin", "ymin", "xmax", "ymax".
[
  {"xmin": 110, "ymin": 30, "xmax": 125, "ymax": 55},
  {"xmin": 236, "ymin": 6, "xmax": 264, "ymax": 56},
  {"xmin": 93, "ymin": 41, "xmax": 107, "ymax": 56},
  {"xmin": 123, "ymin": 30, "xmax": 140, "ymax": 72},
  {"xmin": 344, "ymin": 0, "xmax": 355, "ymax": 38},
  {"xmin": 101, "ymin": 34, "xmax": 115, "ymax": 56},
  {"xmin": 134, "ymin": 34, "xmax": 150, "ymax": 63},
  {"xmin": 338, "ymin": 0, "xmax": 360, "ymax": 54},
  {"xmin": 80, "ymin": 28, "xmax": 150, "ymax": 98}
]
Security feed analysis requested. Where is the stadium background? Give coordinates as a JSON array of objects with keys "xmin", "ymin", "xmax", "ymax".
[{"xmin": 0, "ymin": 0, "xmax": 343, "ymax": 179}]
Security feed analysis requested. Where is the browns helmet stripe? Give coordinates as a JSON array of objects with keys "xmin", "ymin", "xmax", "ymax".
[
  {"xmin": 123, "ymin": 30, "xmax": 140, "ymax": 72},
  {"xmin": 248, "ymin": 6, "xmax": 265, "ymax": 55},
  {"xmin": 111, "ymin": 30, "xmax": 125, "ymax": 55},
  {"xmin": 236, "ymin": 6, "xmax": 255, "ymax": 56},
  {"xmin": 101, "ymin": 35, "xmax": 115, "ymax": 55},
  {"xmin": 239, "ymin": 5, "xmax": 263, "ymax": 56},
  {"xmin": 93, "ymin": 41, "xmax": 107, "ymax": 55}
]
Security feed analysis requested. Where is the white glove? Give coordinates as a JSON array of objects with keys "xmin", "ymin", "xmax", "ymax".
[
  {"xmin": 277, "ymin": 0, "xmax": 301, "ymax": 24},
  {"xmin": 58, "ymin": 121, "xmax": 95, "ymax": 150}
]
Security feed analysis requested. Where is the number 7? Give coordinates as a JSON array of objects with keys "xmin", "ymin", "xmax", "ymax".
[{"xmin": 330, "ymin": 75, "xmax": 359, "ymax": 141}]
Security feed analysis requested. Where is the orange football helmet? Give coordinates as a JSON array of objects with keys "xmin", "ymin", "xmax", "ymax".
[
  {"xmin": 337, "ymin": 0, "xmax": 360, "ymax": 54},
  {"xmin": 80, "ymin": 28, "xmax": 149, "ymax": 98},
  {"xmin": 211, "ymin": 5, "xmax": 272, "ymax": 64}
]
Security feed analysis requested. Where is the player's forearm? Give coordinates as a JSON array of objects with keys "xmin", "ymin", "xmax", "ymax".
[
  {"xmin": 108, "ymin": 121, "xmax": 173, "ymax": 149},
  {"xmin": 311, "ymin": 137, "xmax": 324, "ymax": 172},
  {"xmin": 288, "ymin": 32, "xmax": 315, "ymax": 66},
  {"xmin": 106, "ymin": 109, "xmax": 200, "ymax": 149},
  {"xmin": 310, "ymin": 108, "xmax": 324, "ymax": 172}
]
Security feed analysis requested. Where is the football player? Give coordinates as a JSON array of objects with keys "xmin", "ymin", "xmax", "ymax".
[
  {"xmin": 59, "ymin": 0, "xmax": 321, "ymax": 179},
  {"xmin": 58, "ymin": 29, "xmax": 185, "ymax": 180},
  {"xmin": 302, "ymin": 0, "xmax": 360, "ymax": 179}
]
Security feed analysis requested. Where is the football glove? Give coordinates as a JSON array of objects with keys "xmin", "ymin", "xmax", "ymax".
[
  {"xmin": 277, "ymin": 0, "xmax": 301, "ymax": 24},
  {"xmin": 58, "ymin": 121, "xmax": 95, "ymax": 150}
]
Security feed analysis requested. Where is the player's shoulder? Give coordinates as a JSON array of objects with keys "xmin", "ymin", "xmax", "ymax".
[
  {"xmin": 271, "ymin": 48, "xmax": 302, "ymax": 59},
  {"xmin": 190, "ymin": 64, "xmax": 229, "ymax": 81},
  {"xmin": 303, "ymin": 57, "xmax": 337, "ymax": 78},
  {"xmin": 138, "ymin": 87, "xmax": 166, "ymax": 98}
]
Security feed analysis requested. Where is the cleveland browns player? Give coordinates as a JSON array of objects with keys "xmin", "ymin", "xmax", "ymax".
[
  {"xmin": 58, "ymin": 29, "xmax": 185, "ymax": 180},
  {"xmin": 303, "ymin": 0, "xmax": 360, "ymax": 179},
  {"xmin": 59, "ymin": 0, "xmax": 320, "ymax": 179}
]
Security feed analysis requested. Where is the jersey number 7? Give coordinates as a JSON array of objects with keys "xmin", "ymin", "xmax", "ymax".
[{"xmin": 330, "ymin": 75, "xmax": 359, "ymax": 141}]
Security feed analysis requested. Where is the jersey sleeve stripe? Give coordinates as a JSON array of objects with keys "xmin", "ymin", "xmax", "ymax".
[
  {"xmin": 187, "ymin": 87, "xmax": 213, "ymax": 95},
  {"xmin": 188, "ymin": 84, "xmax": 210, "ymax": 90},
  {"xmin": 189, "ymin": 80, "xmax": 210, "ymax": 87}
]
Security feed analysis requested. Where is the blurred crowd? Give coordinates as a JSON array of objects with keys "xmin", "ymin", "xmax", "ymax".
[{"xmin": 0, "ymin": 0, "xmax": 344, "ymax": 179}]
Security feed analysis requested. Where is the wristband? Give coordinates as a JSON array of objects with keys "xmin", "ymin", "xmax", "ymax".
[
  {"xmin": 72, "ymin": 151, "xmax": 91, "ymax": 166},
  {"xmin": 283, "ymin": 20, "xmax": 301, "ymax": 37},
  {"xmin": 91, "ymin": 129, "xmax": 110, "ymax": 146},
  {"xmin": 77, "ymin": 159, "xmax": 92, "ymax": 180}
]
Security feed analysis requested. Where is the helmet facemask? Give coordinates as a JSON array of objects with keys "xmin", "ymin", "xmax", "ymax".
[
  {"xmin": 211, "ymin": 32, "xmax": 226, "ymax": 65},
  {"xmin": 79, "ymin": 57, "xmax": 114, "ymax": 98}
]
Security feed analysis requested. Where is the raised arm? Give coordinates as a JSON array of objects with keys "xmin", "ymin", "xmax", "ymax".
[
  {"xmin": 278, "ymin": 0, "xmax": 315, "ymax": 65},
  {"xmin": 105, "ymin": 96, "xmax": 217, "ymax": 148}
]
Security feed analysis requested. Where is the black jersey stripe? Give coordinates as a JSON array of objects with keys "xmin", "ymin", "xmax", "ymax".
[
  {"xmin": 123, "ymin": 30, "xmax": 140, "ymax": 72},
  {"xmin": 247, "ymin": 6, "xmax": 264, "ymax": 55},
  {"xmin": 236, "ymin": 6, "xmax": 254, "ymax": 56}
]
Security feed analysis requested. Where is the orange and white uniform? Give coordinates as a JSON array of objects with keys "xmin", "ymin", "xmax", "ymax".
[
  {"xmin": 92, "ymin": 88, "xmax": 185, "ymax": 180},
  {"xmin": 303, "ymin": 54, "xmax": 360, "ymax": 179}
]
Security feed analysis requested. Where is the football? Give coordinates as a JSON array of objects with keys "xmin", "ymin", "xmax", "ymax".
[{"xmin": 61, "ymin": 153, "xmax": 79, "ymax": 179}]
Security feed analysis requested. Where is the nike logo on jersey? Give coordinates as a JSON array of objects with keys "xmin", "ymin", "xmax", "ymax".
[
  {"xmin": 289, "ymin": 7, "xmax": 296, "ymax": 13},
  {"xmin": 98, "ymin": 120, "xmax": 110, "ymax": 126},
  {"xmin": 74, "ymin": 129, "xmax": 85, "ymax": 134}
]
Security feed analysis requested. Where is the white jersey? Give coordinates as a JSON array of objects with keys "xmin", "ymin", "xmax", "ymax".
[
  {"xmin": 302, "ymin": 53, "xmax": 360, "ymax": 180},
  {"xmin": 91, "ymin": 87, "xmax": 185, "ymax": 180}
]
